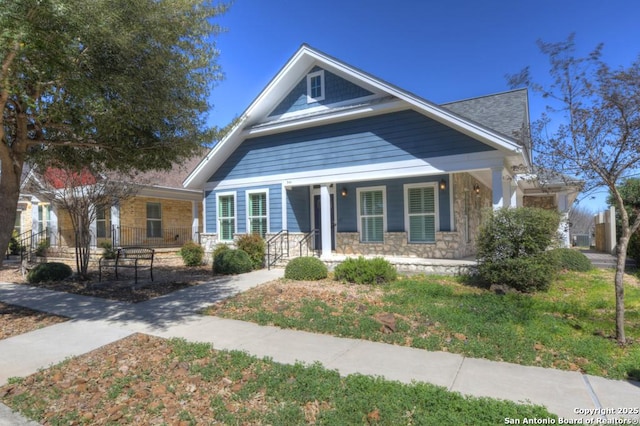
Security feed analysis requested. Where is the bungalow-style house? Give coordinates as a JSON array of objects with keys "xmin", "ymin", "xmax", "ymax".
[
  {"xmin": 184, "ymin": 45, "xmax": 579, "ymax": 263},
  {"xmin": 15, "ymin": 156, "xmax": 203, "ymax": 253}
]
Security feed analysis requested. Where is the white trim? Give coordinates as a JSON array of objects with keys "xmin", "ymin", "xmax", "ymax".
[
  {"xmin": 403, "ymin": 182, "xmax": 439, "ymax": 244},
  {"xmin": 245, "ymin": 188, "xmax": 270, "ymax": 236},
  {"xmin": 268, "ymin": 93, "xmax": 381, "ymax": 123},
  {"xmin": 306, "ymin": 70, "xmax": 325, "ymax": 103},
  {"xmin": 448, "ymin": 174, "xmax": 455, "ymax": 232},
  {"xmin": 356, "ymin": 185, "xmax": 387, "ymax": 243},
  {"xmin": 281, "ymin": 183, "xmax": 288, "ymax": 232},
  {"xmin": 216, "ymin": 191, "xmax": 237, "ymax": 241},
  {"xmin": 204, "ymin": 151, "xmax": 508, "ymax": 191},
  {"xmin": 202, "ymin": 191, "xmax": 207, "ymax": 234}
]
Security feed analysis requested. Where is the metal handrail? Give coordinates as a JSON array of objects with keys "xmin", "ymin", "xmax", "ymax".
[
  {"xmin": 299, "ymin": 229, "xmax": 319, "ymax": 258},
  {"xmin": 266, "ymin": 230, "xmax": 288, "ymax": 270}
]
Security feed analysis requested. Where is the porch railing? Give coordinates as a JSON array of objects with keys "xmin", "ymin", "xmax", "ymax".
[
  {"xmin": 111, "ymin": 225, "xmax": 199, "ymax": 248},
  {"xmin": 19, "ymin": 228, "xmax": 49, "ymax": 263},
  {"xmin": 266, "ymin": 230, "xmax": 288, "ymax": 270},
  {"xmin": 299, "ymin": 229, "xmax": 319, "ymax": 258}
]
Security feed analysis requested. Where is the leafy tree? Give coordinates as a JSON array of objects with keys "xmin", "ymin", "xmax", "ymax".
[
  {"xmin": 28, "ymin": 166, "xmax": 137, "ymax": 278},
  {"xmin": 0, "ymin": 0, "xmax": 228, "ymax": 266},
  {"xmin": 509, "ymin": 34, "xmax": 640, "ymax": 344}
]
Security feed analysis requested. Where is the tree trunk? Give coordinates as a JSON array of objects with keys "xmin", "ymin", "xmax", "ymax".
[
  {"xmin": 614, "ymin": 236, "xmax": 627, "ymax": 345},
  {"xmin": 0, "ymin": 159, "xmax": 20, "ymax": 267}
]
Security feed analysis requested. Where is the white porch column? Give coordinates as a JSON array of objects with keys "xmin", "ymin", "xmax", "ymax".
[
  {"xmin": 111, "ymin": 204, "xmax": 120, "ymax": 247},
  {"xmin": 557, "ymin": 191, "xmax": 571, "ymax": 248},
  {"xmin": 192, "ymin": 200, "xmax": 200, "ymax": 243},
  {"xmin": 492, "ymin": 167, "xmax": 505, "ymax": 209},
  {"xmin": 320, "ymin": 184, "xmax": 332, "ymax": 258},
  {"xmin": 49, "ymin": 208, "xmax": 58, "ymax": 247},
  {"xmin": 89, "ymin": 208, "xmax": 97, "ymax": 248}
]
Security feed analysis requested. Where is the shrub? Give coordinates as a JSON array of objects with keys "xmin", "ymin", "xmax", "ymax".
[
  {"xmin": 285, "ymin": 257, "xmax": 328, "ymax": 281},
  {"xmin": 236, "ymin": 234, "xmax": 265, "ymax": 270},
  {"xmin": 477, "ymin": 207, "xmax": 561, "ymax": 263},
  {"xmin": 212, "ymin": 244, "xmax": 231, "ymax": 272},
  {"xmin": 8, "ymin": 230, "xmax": 23, "ymax": 255},
  {"xmin": 27, "ymin": 262, "xmax": 73, "ymax": 284},
  {"xmin": 546, "ymin": 248, "xmax": 592, "ymax": 272},
  {"xmin": 476, "ymin": 208, "xmax": 561, "ymax": 292},
  {"xmin": 99, "ymin": 241, "xmax": 117, "ymax": 259},
  {"xmin": 477, "ymin": 256, "xmax": 553, "ymax": 293},
  {"xmin": 35, "ymin": 238, "xmax": 50, "ymax": 257},
  {"xmin": 179, "ymin": 241, "xmax": 204, "ymax": 266},
  {"xmin": 213, "ymin": 249, "xmax": 253, "ymax": 275},
  {"xmin": 334, "ymin": 256, "xmax": 397, "ymax": 285}
]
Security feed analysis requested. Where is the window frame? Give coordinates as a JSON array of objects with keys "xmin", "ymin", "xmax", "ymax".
[
  {"xmin": 146, "ymin": 202, "xmax": 162, "ymax": 239},
  {"xmin": 306, "ymin": 70, "xmax": 325, "ymax": 103},
  {"xmin": 217, "ymin": 192, "xmax": 236, "ymax": 242},
  {"xmin": 404, "ymin": 182, "xmax": 439, "ymax": 244},
  {"xmin": 96, "ymin": 206, "xmax": 109, "ymax": 239},
  {"xmin": 356, "ymin": 186, "xmax": 386, "ymax": 243},
  {"xmin": 246, "ymin": 189, "xmax": 269, "ymax": 238}
]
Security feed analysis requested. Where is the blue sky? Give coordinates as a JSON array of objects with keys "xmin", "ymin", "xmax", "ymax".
[{"xmin": 206, "ymin": 0, "xmax": 640, "ymax": 212}]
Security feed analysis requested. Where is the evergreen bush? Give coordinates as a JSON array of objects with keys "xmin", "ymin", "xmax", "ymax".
[
  {"xmin": 476, "ymin": 207, "xmax": 561, "ymax": 292},
  {"xmin": 546, "ymin": 248, "xmax": 592, "ymax": 272},
  {"xmin": 284, "ymin": 256, "xmax": 328, "ymax": 281},
  {"xmin": 213, "ymin": 249, "xmax": 253, "ymax": 275},
  {"xmin": 99, "ymin": 241, "xmax": 117, "ymax": 259},
  {"xmin": 212, "ymin": 244, "xmax": 231, "ymax": 273},
  {"xmin": 477, "ymin": 256, "xmax": 553, "ymax": 293},
  {"xmin": 236, "ymin": 233, "xmax": 265, "ymax": 270},
  {"xmin": 334, "ymin": 256, "xmax": 397, "ymax": 285},
  {"xmin": 179, "ymin": 241, "xmax": 204, "ymax": 266},
  {"xmin": 27, "ymin": 262, "xmax": 73, "ymax": 284}
]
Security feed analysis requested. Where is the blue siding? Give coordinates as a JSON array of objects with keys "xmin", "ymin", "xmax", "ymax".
[
  {"xmin": 209, "ymin": 110, "xmax": 494, "ymax": 182},
  {"xmin": 286, "ymin": 186, "xmax": 310, "ymax": 232},
  {"xmin": 270, "ymin": 67, "xmax": 373, "ymax": 116},
  {"xmin": 204, "ymin": 185, "xmax": 282, "ymax": 235},
  {"xmin": 337, "ymin": 175, "xmax": 451, "ymax": 233}
]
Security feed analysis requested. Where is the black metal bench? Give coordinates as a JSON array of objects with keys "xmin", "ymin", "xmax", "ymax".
[{"xmin": 99, "ymin": 246, "xmax": 154, "ymax": 285}]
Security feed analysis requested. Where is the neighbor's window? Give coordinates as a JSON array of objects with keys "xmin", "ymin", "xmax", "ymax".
[
  {"xmin": 37, "ymin": 204, "xmax": 51, "ymax": 233},
  {"xmin": 218, "ymin": 193, "xmax": 235, "ymax": 241},
  {"xmin": 247, "ymin": 191, "xmax": 268, "ymax": 238},
  {"xmin": 96, "ymin": 206, "xmax": 108, "ymax": 239},
  {"xmin": 405, "ymin": 184, "xmax": 437, "ymax": 243},
  {"xmin": 306, "ymin": 70, "xmax": 325, "ymax": 103},
  {"xmin": 146, "ymin": 202, "xmax": 162, "ymax": 238},
  {"xmin": 358, "ymin": 187, "xmax": 385, "ymax": 243}
]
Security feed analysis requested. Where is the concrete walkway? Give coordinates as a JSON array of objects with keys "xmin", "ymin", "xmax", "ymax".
[{"xmin": 1, "ymin": 269, "xmax": 639, "ymax": 424}]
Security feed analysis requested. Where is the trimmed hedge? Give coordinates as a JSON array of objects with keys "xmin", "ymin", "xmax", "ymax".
[
  {"xmin": 285, "ymin": 257, "xmax": 328, "ymax": 281},
  {"xmin": 179, "ymin": 241, "xmax": 204, "ymax": 266},
  {"xmin": 334, "ymin": 256, "xmax": 397, "ymax": 285},
  {"xmin": 27, "ymin": 262, "xmax": 73, "ymax": 284},
  {"xmin": 214, "ymin": 249, "xmax": 253, "ymax": 275}
]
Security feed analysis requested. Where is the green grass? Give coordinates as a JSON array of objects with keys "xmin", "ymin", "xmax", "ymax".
[{"xmin": 210, "ymin": 269, "xmax": 640, "ymax": 380}]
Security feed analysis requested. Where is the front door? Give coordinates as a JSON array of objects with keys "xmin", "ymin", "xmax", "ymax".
[{"xmin": 314, "ymin": 194, "xmax": 335, "ymax": 250}]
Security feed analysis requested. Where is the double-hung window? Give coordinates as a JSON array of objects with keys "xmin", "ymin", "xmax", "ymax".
[
  {"xmin": 247, "ymin": 191, "xmax": 268, "ymax": 238},
  {"xmin": 96, "ymin": 206, "xmax": 108, "ymax": 238},
  {"xmin": 405, "ymin": 183, "xmax": 437, "ymax": 243},
  {"xmin": 146, "ymin": 202, "xmax": 162, "ymax": 238},
  {"xmin": 306, "ymin": 70, "xmax": 325, "ymax": 103},
  {"xmin": 358, "ymin": 187, "xmax": 385, "ymax": 243},
  {"xmin": 217, "ymin": 193, "xmax": 235, "ymax": 241}
]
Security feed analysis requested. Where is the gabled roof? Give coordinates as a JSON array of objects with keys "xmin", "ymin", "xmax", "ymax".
[{"xmin": 184, "ymin": 44, "xmax": 529, "ymax": 189}]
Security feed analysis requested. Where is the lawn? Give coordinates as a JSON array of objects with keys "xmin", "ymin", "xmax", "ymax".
[
  {"xmin": 205, "ymin": 268, "xmax": 640, "ymax": 381},
  {"xmin": 1, "ymin": 334, "xmax": 554, "ymax": 425}
]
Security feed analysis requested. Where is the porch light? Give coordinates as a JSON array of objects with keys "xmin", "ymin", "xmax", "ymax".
[
  {"xmin": 341, "ymin": 187, "xmax": 348, "ymax": 197},
  {"xmin": 473, "ymin": 184, "xmax": 481, "ymax": 195},
  {"xmin": 439, "ymin": 179, "xmax": 447, "ymax": 191}
]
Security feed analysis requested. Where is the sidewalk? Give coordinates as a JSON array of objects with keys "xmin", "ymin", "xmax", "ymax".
[{"xmin": 1, "ymin": 268, "xmax": 639, "ymax": 423}]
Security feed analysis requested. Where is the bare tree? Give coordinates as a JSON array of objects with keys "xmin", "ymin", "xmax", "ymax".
[
  {"xmin": 509, "ymin": 34, "xmax": 640, "ymax": 344},
  {"xmin": 568, "ymin": 204, "xmax": 594, "ymax": 244},
  {"xmin": 29, "ymin": 167, "xmax": 136, "ymax": 279}
]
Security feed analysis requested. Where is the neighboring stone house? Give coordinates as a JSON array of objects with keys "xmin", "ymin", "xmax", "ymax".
[
  {"xmin": 180, "ymin": 44, "xmax": 580, "ymax": 261},
  {"xmin": 16, "ymin": 155, "xmax": 204, "ymax": 251}
]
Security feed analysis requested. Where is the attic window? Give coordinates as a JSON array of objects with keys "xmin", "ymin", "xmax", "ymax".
[{"xmin": 306, "ymin": 70, "xmax": 325, "ymax": 103}]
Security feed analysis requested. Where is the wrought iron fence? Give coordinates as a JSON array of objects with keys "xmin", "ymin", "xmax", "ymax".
[{"xmin": 111, "ymin": 225, "xmax": 200, "ymax": 248}]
